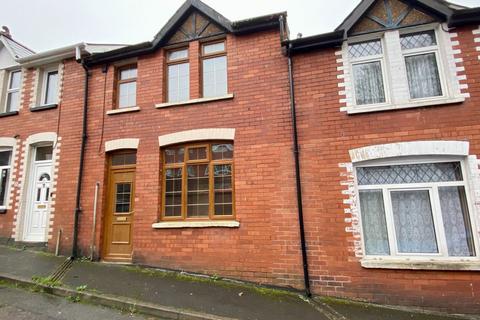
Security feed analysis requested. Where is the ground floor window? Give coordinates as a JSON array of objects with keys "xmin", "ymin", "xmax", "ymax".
[
  {"xmin": 357, "ymin": 160, "xmax": 477, "ymax": 259},
  {"xmin": 162, "ymin": 142, "xmax": 234, "ymax": 220},
  {"xmin": 0, "ymin": 149, "xmax": 12, "ymax": 208}
]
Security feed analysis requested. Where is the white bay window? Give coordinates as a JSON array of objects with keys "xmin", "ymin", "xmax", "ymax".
[{"xmin": 357, "ymin": 160, "xmax": 477, "ymax": 261}]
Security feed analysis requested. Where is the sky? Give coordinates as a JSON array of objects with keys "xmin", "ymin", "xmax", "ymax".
[{"xmin": 1, "ymin": 0, "xmax": 479, "ymax": 52}]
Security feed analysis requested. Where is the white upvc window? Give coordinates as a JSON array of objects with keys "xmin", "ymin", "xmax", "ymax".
[
  {"xmin": 0, "ymin": 148, "xmax": 12, "ymax": 209},
  {"xmin": 5, "ymin": 70, "xmax": 21, "ymax": 112},
  {"xmin": 348, "ymin": 39, "xmax": 388, "ymax": 106},
  {"xmin": 344, "ymin": 24, "xmax": 464, "ymax": 114},
  {"xmin": 40, "ymin": 67, "xmax": 59, "ymax": 106},
  {"xmin": 356, "ymin": 158, "xmax": 478, "ymax": 261}
]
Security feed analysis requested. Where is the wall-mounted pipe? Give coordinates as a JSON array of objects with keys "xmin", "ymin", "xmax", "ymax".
[
  {"xmin": 72, "ymin": 58, "xmax": 90, "ymax": 259},
  {"xmin": 90, "ymin": 181, "xmax": 100, "ymax": 261},
  {"xmin": 280, "ymin": 15, "xmax": 311, "ymax": 298}
]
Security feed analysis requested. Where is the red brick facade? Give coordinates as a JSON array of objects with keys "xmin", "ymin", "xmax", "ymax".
[{"xmin": 1, "ymin": 0, "xmax": 480, "ymax": 315}]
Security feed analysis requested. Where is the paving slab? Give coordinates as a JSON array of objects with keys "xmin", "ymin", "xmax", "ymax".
[
  {"xmin": 63, "ymin": 261, "xmax": 326, "ymax": 320},
  {"xmin": 0, "ymin": 245, "xmax": 65, "ymax": 279}
]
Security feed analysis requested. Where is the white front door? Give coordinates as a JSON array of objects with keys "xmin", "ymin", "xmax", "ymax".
[{"xmin": 23, "ymin": 146, "xmax": 53, "ymax": 242}]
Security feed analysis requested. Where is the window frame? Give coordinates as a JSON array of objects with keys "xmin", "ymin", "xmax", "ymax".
[
  {"xmin": 0, "ymin": 148, "xmax": 13, "ymax": 210},
  {"xmin": 40, "ymin": 67, "xmax": 60, "ymax": 106},
  {"xmin": 399, "ymin": 27, "xmax": 447, "ymax": 102},
  {"xmin": 115, "ymin": 64, "xmax": 138, "ymax": 109},
  {"xmin": 166, "ymin": 47, "xmax": 190, "ymax": 103},
  {"xmin": 348, "ymin": 37, "xmax": 390, "ymax": 108},
  {"xmin": 4, "ymin": 70, "xmax": 21, "ymax": 112},
  {"xmin": 161, "ymin": 141, "xmax": 235, "ymax": 222},
  {"xmin": 200, "ymin": 40, "xmax": 228, "ymax": 98},
  {"xmin": 355, "ymin": 156, "xmax": 480, "ymax": 262}
]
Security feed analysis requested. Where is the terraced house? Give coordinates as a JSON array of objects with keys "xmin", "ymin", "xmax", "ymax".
[{"xmin": 0, "ymin": 0, "xmax": 480, "ymax": 315}]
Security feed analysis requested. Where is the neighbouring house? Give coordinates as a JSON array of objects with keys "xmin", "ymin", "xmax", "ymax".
[{"xmin": 0, "ymin": 0, "xmax": 480, "ymax": 315}]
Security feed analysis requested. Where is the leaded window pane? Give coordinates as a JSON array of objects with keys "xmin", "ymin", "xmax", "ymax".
[
  {"xmin": 348, "ymin": 40, "xmax": 382, "ymax": 58},
  {"xmin": 165, "ymin": 168, "xmax": 182, "ymax": 217},
  {"xmin": 401, "ymin": 31, "xmax": 437, "ymax": 50},
  {"xmin": 391, "ymin": 190, "xmax": 438, "ymax": 254},
  {"xmin": 359, "ymin": 190, "xmax": 390, "ymax": 255},
  {"xmin": 187, "ymin": 164, "xmax": 209, "ymax": 217},
  {"xmin": 405, "ymin": 53, "xmax": 442, "ymax": 99},
  {"xmin": 357, "ymin": 162, "xmax": 462, "ymax": 185},
  {"xmin": 439, "ymin": 186, "xmax": 476, "ymax": 257},
  {"xmin": 353, "ymin": 61, "xmax": 386, "ymax": 105}
]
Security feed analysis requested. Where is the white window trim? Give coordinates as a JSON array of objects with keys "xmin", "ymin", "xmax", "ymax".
[
  {"xmin": 39, "ymin": 65, "xmax": 60, "ymax": 106},
  {"xmin": 341, "ymin": 23, "xmax": 465, "ymax": 114},
  {"xmin": 4, "ymin": 69, "xmax": 21, "ymax": 112},
  {"xmin": 0, "ymin": 147, "xmax": 13, "ymax": 210}
]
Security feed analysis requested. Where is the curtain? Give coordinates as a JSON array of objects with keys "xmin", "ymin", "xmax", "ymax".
[
  {"xmin": 0, "ymin": 169, "xmax": 8, "ymax": 206},
  {"xmin": 439, "ymin": 186, "xmax": 475, "ymax": 257},
  {"xmin": 391, "ymin": 190, "xmax": 438, "ymax": 253},
  {"xmin": 353, "ymin": 61, "xmax": 386, "ymax": 105},
  {"xmin": 405, "ymin": 53, "xmax": 442, "ymax": 99},
  {"xmin": 359, "ymin": 190, "xmax": 390, "ymax": 255}
]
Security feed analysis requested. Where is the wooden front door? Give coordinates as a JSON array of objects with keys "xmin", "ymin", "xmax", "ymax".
[{"xmin": 103, "ymin": 152, "xmax": 136, "ymax": 262}]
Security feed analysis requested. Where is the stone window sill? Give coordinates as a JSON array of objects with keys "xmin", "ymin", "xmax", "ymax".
[
  {"xmin": 30, "ymin": 104, "xmax": 58, "ymax": 112},
  {"xmin": 0, "ymin": 111, "xmax": 19, "ymax": 118},
  {"xmin": 345, "ymin": 96, "xmax": 465, "ymax": 114},
  {"xmin": 107, "ymin": 106, "xmax": 140, "ymax": 115},
  {"xmin": 152, "ymin": 220, "xmax": 240, "ymax": 229},
  {"xmin": 361, "ymin": 258, "xmax": 480, "ymax": 271},
  {"xmin": 155, "ymin": 94, "xmax": 234, "ymax": 109}
]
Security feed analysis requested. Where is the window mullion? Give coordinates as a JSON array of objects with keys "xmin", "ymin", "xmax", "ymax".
[
  {"xmin": 383, "ymin": 187, "xmax": 398, "ymax": 256},
  {"xmin": 431, "ymin": 186, "xmax": 449, "ymax": 257}
]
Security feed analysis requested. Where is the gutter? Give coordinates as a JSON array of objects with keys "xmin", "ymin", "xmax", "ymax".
[
  {"xmin": 72, "ymin": 45, "xmax": 90, "ymax": 258},
  {"xmin": 280, "ymin": 15, "xmax": 312, "ymax": 298},
  {"xmin": 16, "ymin": 42, "xmax": 86, "ymax": 67}
]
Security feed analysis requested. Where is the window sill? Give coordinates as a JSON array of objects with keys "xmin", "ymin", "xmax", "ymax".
[
  {"xmin": 0, "ymin": 111, "xmax": 19, "ymax": 118},
  {"xmin": 155, "ymin": 94, "xmax": 234, "ymax": 109},
  {"xmin": 152, "ymin": 220, "xmax": 240, "ymax": 229},
  {"xmin": 30, "ymin": 104, "xmax": 58, "ymax": 112},
  {"xmin": 107, "ymin": 106, "xmax": 140, "ymax": 115},
  {"xmin": 0, "ymin": 208, "xmax": 6, "ymax": 214},
  {"xmin": 361, "ymin": 258, "xmax": 480, "ymax": 271},
  {"xmin": 345, "ymin": 96, "xmax": 465, "ymax": 114}
]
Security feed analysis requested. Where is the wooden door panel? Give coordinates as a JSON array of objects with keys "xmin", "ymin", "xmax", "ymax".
[{"xmin": 103, "ymin": 168, "xmax": 135, "ymax": 261}]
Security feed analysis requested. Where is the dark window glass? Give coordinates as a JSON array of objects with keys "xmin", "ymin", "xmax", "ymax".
[
  {"xmin": 111, "ymin": 153, "xmax": 136, "ymax": 166},
  {"xmin": 35, "ymin": 146, "xmax": 53, "ymax": 161}
]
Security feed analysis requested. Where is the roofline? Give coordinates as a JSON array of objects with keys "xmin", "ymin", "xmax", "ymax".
[
  {"xmin": 287, "ymin": 30, "xmax": 344, "ymax": 54},
  {"xmin": 86, "ymin": 11, "xmax": 286, "ymax": 66},
  {"xmin": 448, "ymin": 7, "xmax": 480, "ymax": 27},
  {"xmin": 16, "ymin": 43, "xmax": 87, "ymax": 66}
]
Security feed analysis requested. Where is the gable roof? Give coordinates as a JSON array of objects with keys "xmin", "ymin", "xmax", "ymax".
[
  {"xmin": 87, "ymin": 0, "xmax": 285, "ymax": 65},
  {"xmin": 335, "ymin": 0, "xmax": 455, "ymax": 36},
  {"xmin": 0, "ymin": 34, "xmax": 35, "ymax": 59}
]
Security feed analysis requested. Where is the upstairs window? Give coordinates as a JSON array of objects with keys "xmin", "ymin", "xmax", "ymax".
[
  {"xmin": 116, "ymin": 65, "xmax": 137, "ymax": 109},
  {"xmin": 357, "ymin": 160, "xmax": 477, "ymax": 259},
  {"xmin": 344, "ymin": 25, "xmax": 461, "ymax": 113},
  {"xmin": 0, "ymin": 149, "xmax": 12, "ymax": 208},
  {"xmin": 167, "ymin": 48, "xmax": 190, "ymax": 103},
  {"xmin": 202, "ymin": 41, "xmax": 227, "ymax": 98},
  {"xmin": 401, "ymin": 30, "xmax": 442, "ymax": 99},
  {"xmin": 41, "ymin": 68, "xmax": 59, "ymax": 105},
  {"xmin": 348, "ymin": 40, "xmax": 386, "ymax": 105},
  {"xmin": 5, "ymin": 70, "xmax": 21, "ymax": 112},
  {"xmin": 162, "ymin": 142, "xmax": 234, "ymax": 220}
]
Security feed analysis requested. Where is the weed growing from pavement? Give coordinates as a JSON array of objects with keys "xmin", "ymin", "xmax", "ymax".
[
  {"xmin": 31, "ymin": 275, "xmax": 62, "ymax": 288},
  {"xmin": 75, "ymin": 285, "xmax": 88, "ymax": 292},
  {"xmin": 123, "ymin": 265, "xmax": 298, "ymax": 300}
]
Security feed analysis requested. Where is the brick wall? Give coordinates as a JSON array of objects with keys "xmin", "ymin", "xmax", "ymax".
[
  {"xmin": 293, "ymin": 25, "xmax": 480, "ymax": 313},
  {"xmin": 73, "ymin": 30, "xmax": 305, "ymax": 287}
]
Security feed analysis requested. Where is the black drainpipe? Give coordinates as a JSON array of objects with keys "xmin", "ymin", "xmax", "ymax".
[
  {"xmin": 72, "ymin": 59, "xmax": 90, "ymax": 259},
  {"xmin": 280, "ymin": 16, "xmax": 312, "ymax": 298}
]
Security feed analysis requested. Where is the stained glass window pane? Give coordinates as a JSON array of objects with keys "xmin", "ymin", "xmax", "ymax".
[
  {"xmin": 357, "ymin": 162, "xmax": 463, "ymax": 185},
  {"xmin": 401, "ymin": 31, "xmax": 437, "ymax": 50},
  {"xmin": 212, "ymin": 144, "xmax": 233, "ymax": 160},
  {"xmin": 348, "ymin": 40, "xmax": 382, "ymax": 58}
]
